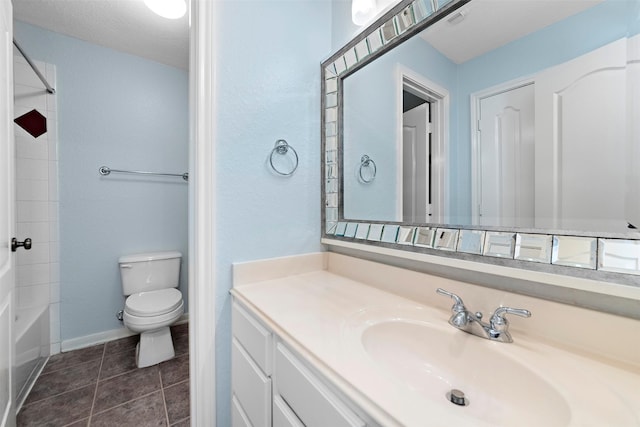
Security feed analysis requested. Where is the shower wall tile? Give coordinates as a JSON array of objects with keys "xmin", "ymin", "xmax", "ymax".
[
  {"xmin": 48, "ymin": 201, "xmax": 58, "ymax": 222},
  {"xmin": 17, "ymin": 263, "xmax": 50, "ymax": 286},
  {"xmin": 17, "ymin": 242, "xmax": 50, "ymax": 266},
  {"xmin": 48, "ymin": 161, "xmax": 58, "ymax": 200},
  {"xmin": 17, "ymin": 284, "xmax": 50, "ymax": 309},
  {"xmin": 16, "ymin": 179, "xmax": 48, "ymax": 201},
  {"xmin": 13, "ymin": 57, "xmax": 46, "ymax": 89},
  {"xmin": 14, "ymin": 85, "xmax": 48, "ymax": 111},
  {"xmin": 17, "ymin": 158, "xmax": 49, "ymax": 181},
  {"xmin": 49, "ymin": 223, "xmax": 58, "ymax": 243},
  {"xmin": 17, "ymin": 201, "xmax": 49, "ymax": 222},
  {"xmin": 17, "ymin": 221, "xmax": 49, "ymax": 243},
  {"xmin": 16, "ymin": 135, "xmax": 48, "ymax": 159},
  {"xmin": 50, "ymin": 281, "xmax": 60, "ymax": 303},
  {"xmin": 14, "ymin": 54, "xmax": 61, "ymax": 352},
  {"xmin": 49, "ymin": 241, "xmax": 59, "ymax": 263}
]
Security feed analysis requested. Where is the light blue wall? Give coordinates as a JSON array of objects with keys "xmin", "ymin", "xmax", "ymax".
[
  {"xmin": 213, "ymin": 1, "xmax": 331, "ymax": 424},
  {"xmin": 14, "ymin": 22, "xmax": 189, "ymax": 341},
  {"xmin": 343, "ymin": 36, "xmax": 457, "ymax": 220}
]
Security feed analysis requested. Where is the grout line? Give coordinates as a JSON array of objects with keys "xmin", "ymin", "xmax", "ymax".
[
  {"xmin": 159, "ymin": 368, "xmax": 171, "ymax": 426},
  {"xmin": 90, "ymin": 389, "xmax": 163, "ymax": 418},
  {"xmin": 87, "ymin": 344, "xmax": 107, "ymax": 425},
  {"xmin": 169, "ymin": 416, "xmax": 190, "ymax": 426}
]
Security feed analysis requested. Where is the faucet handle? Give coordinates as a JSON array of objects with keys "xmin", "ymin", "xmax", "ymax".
[
  {"xmin": 436, "ymin": 288, "xmax": 466, "ymax": 312},
  {"xmin": 489, "ymin": 306, "xmax": 531, "ymax": 337}
]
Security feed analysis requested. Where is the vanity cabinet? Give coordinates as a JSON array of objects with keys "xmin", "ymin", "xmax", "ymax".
[
  {"xmin": 232, "ymin": 300, "xmax": 372, "ymax": 427},
  {"xmin": 232, "ymin": 302, "xmax": 273, "ymax": 427}
]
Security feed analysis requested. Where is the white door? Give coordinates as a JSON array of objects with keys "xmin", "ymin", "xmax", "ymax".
[
  {"xmin": 477, "ymin": 83, "xmax": 535, "ymax": 227},
  {"xmin": 0, "ymin": 1, "xmax": 16, "ymax": 426},
  {"xmin": 535, "ymin": 38, "xmax": 627, "ymax": 232},
  {"xmin": 402, "ymin": 103, "xmax": 430, "ymax": 223}
]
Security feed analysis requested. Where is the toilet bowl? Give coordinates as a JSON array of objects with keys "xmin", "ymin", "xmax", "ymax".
[{"xmin": 119, "ymin": 251, "xmax": 184, "ymax": 368}]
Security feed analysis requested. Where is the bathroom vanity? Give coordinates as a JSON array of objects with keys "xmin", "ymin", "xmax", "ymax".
[{"xmin": 230, "ymin": 253, "xmax": 640, "ymax": 427}]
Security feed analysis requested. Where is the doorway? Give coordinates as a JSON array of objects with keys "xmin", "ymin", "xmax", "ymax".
[{"xmin": 398, "ymin": 68, "xmax": 448, "ymax": 224}]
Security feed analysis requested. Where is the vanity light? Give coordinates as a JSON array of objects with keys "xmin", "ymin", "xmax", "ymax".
[
  {"xmin": 144, "ymin": 0, "xmax": 187, "ymax": 19},
  {"xmin": 352, "ymin": 0, "xmax": 378, "ymax": 26}
]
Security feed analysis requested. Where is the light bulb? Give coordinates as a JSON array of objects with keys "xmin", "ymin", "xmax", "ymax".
[
  {"xmin": 144, "ymin": 0, "xmax": 187, "ymax": 19},
  {"xmin": 352, "ymin": 0, "xmax": 377, "ymax": 26}
]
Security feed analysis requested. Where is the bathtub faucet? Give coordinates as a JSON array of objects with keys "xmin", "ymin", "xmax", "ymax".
[{"xmin": 436, "ymin": 288, "xmax": 531, "ymax": 343}]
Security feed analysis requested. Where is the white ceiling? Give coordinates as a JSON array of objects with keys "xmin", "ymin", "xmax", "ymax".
[
  {"xmin": 11, "ymin": 0, "xmax": 602, "ymax": 70},
  {"xmin": 12, "ymin": 0, "xmax": 189, "ymax": 70},
  {"xmin": 421, "ymin": 0, "xmax": 604, "ymax": 64}
]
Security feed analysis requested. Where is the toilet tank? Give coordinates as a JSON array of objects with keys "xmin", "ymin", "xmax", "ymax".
[{"xmin": 119, "ymin": 251, "xmax": 182, "ymax": 295}]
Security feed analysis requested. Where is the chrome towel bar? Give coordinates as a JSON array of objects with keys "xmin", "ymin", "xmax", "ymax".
[{"xmin": 99, "ymin": 166, "xmax": 188, "ymax": 181}]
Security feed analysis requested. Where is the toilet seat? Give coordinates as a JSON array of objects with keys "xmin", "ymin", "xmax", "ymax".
[{"xmin": 125, "ymin": 288, "xmax": 182, "ymax": 317}]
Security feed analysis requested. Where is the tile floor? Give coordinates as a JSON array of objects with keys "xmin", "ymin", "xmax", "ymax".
[{"xmin": 17, "ymin": 323, "xmax": 190, "ymax": 427}]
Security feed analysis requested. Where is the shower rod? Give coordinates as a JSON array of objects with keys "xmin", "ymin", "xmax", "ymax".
[{"xmin": 13, "ymin": 39, "xmax": 56, "ymax": 94}]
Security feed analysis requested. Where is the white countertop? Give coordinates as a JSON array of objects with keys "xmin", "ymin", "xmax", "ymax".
[{"xmin": 231, "ymin": 253, "xmax": 640, "ymax": 427}]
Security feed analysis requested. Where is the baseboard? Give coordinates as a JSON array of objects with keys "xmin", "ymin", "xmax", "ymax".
[{"xmin": 61, "ymin": 313, "xmax": 189, "ymax": 353}]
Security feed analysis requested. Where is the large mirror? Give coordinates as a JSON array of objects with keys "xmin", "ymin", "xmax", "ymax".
[
  {"xmin": 338, "ymin": 0, "xmax": 639, "ymax": 234},
  {"xmin": 322, "ymin": 0, "xmax": 640, "ymax": 283}
]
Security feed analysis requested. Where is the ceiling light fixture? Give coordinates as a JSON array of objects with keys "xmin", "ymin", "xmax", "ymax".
[
  {"xmin": 144, "ymin": 0, "xmax": 187, "ymax": 19},
  {"xmin": 352, "ymin": 0, "xmax": 377, "ymax": 26}
]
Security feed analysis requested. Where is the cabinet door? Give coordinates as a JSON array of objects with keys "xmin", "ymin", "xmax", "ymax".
[
  {"xmin": 232, "ymin": 338, "xmax": 271, "ymax": 427},
  {"xmin": 275, "ymin": 343, "xmax": 365, "ymax": 427},
  {"xmin": 233, "ymin": 302, "xmax": 272, "ymax": 375},
  {"xmin": 232, "ymin": 395, "xmax": 253, "ymax": 427},
  {"xmin": 273, "ymin": 395, "xmax": 304, "ymax": 427}
]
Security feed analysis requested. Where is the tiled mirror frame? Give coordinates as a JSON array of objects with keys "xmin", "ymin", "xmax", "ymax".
[{"xmin": 320, "ymin": 0, "xmax": 640, "ymax": 287}]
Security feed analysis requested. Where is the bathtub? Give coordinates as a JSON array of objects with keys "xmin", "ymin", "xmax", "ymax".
[{"xmin": 14, "ymin": 306, "xmax": 50, "ymax": 411}]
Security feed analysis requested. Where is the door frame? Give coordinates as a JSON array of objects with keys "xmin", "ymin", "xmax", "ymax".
[
  {"xmin": 1, "ymin": 0, "xmax": 15, "ymax": 425},
  {"xmin": 396, "ymin": 65, "xmax": 449, "ymax": 223},
  {"xmin": 189, "ymin": 0, "xmax": 217, "ymax": 425},
  {"xmin": 470, "ymin": 76, "xmax": 535, "ymax": 224}
]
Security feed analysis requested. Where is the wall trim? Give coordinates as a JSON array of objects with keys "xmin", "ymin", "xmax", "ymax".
[{"xmin": 60, "ymin": 314, "xmax": 189, "ymax": 352}]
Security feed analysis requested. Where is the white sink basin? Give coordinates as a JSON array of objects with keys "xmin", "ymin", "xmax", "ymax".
[
  {"xmin": 362, "ymin": 319, "xmax": 570, "ymax": 426},
  {"xmin": 340, "ymin": 305, "xmax": 639, "ymax": 427}
]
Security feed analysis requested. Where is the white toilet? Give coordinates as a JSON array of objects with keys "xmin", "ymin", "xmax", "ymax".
[{"xmin": 119, "ymin": 251, "xmax": 184, "ymax": 368}]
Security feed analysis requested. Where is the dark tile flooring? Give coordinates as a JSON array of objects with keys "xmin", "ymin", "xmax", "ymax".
[{"xmin": 17, "ymin": 323, "xmax": 190, "ymax": 427}]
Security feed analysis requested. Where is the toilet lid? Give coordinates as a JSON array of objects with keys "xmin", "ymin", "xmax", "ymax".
[{"xmin": 125, "ymin": 288, "xmax": 183, "ymax": 317}]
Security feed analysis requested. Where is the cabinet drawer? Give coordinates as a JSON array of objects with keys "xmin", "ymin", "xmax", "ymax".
[
  {"xmin": 275, "ymin": 343, "xmax": 365, "ymax": 427},
  {"xmin": 273, "ymin": 395, "xmax": 304, "ymax": 427},
  {"xmin": 232, "ymin": 338, "xmax": 272, "ymax": 427},
  {"xmin": 232, "ymin": 395, "xmax": 253, "ymax": 427},
  {"xmin": 233, "ymin": 302, "xmax": 272, "ymax": 375}
]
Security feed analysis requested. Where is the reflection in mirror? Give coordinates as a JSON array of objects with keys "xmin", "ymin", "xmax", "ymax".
[
  {"xmin": 598, "ymin": 239, "xmax": 640, "ymax": 275},
  {"xmin": 551, "ymin": 236, "xmax": 597, "ymax": 269},
  {"xmin": 381, "ymin": 225, "xmax": 400, "ymax": 243},
  {"xmin": 355, "ymin": 223, "xmax": 371, "ymax": 239},
  {"xmin": 367, "ymin": 224, "xmax": 384, "ymax": 241},
  {"xmin": 434, "ymin": 228, "xmax": 458, "ymax": 251},
  {"xmin": 457, "ymin": 229, "xmax": 485, "ymax": 255},
  {"xmin": 483, "ymin": 232, "xmax": 515, "ymax": 258},
  {"xmin": 345, "ymin": 222, "xmax": 358, "ymax": 238},
  {"xmin": 414, "ymin": 227, "xmax": 436, "ymax": 247},
  {"xmin": 397, "ymin": 226, "xmax": 416, "ymax": 244},
  {"xmin": 341, "ymin": 0, "xmax": 640, "ymax": 234},
  {"xmin": 515, "ymin": 234, "xmax": 553, "ymax": 264},
  {"xmin": 335, "ymin": 222, "xmax": 348, "ymax": 236}
]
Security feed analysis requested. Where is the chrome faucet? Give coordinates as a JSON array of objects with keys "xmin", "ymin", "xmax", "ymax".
[{"xmin": 436, "ymin": 288, "xmax": 531, "ymax": 343}]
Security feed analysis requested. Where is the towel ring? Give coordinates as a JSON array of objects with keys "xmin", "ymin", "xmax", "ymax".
[
  {"xmin": 359, "ymin": 155, "xmax": 376, "ymax": 183},
  {"xmin": 269, "ymin": 139, "xmax": 298, "ymax": 176}
]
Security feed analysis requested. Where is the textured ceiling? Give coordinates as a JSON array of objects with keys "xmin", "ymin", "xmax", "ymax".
[{"xmin": 12, "ymin": 0, "xmax": 189, "ymax": 69}]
